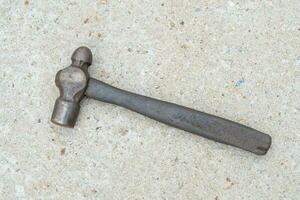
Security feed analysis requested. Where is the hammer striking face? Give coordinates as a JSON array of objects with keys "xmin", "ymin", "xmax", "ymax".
[{"xmin": 51, "ymin": 47, "xmax": 271, "ymax": 155}]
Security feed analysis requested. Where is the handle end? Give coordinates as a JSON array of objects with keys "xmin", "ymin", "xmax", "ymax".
[{"xmin": 253, "ymin": 134, "xmax": 272, "ymax": 155}]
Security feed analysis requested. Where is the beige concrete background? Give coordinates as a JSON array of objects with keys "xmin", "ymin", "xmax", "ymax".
[{"xmin": 0, "ymin": 0, "xmax": 299, "ymax": 199}]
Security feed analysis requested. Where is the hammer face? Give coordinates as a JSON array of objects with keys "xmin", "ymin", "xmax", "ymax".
[{"xmin": 51, "ymin": 99, "xmax": 80, "ymax": 127}]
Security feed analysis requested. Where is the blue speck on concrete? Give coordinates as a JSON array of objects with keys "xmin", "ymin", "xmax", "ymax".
[{"xmin": 235, "ymin": 78, "xmax": 245, "ymax": 87}]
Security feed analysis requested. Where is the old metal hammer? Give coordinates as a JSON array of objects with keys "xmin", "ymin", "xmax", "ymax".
[{"xmin": 51, "ymin": 47, "xmax": 271, "ymax": 155}]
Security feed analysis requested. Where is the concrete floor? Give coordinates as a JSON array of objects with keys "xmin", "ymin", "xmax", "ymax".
[{"xmin": 0, "ymin": 1, "xmax": 299, "ymax": 199}]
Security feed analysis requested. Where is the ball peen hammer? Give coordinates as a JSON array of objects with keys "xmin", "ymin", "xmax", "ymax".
[{"xmin": 51, "ymin": 47, "xmax": 271, "ymax": 155}]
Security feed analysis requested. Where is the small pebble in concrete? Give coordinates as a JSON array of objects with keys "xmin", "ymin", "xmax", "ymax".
[
  {"xmin": 235, "ymin": 78, "xmax": 245, "ymax": 87},
  {"xmin": 60, "ymin": 148, "xmax": 66, "ymax": 155}
]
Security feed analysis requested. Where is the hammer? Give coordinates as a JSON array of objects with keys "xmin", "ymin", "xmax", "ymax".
[{"xmin": 51, "ymin": 47, "xmax": 271, "ymax": 155}]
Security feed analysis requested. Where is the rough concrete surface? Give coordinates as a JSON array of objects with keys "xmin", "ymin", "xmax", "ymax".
[{"xmin": 0, "ymin": 1, "xmax": 299, "ymax": 199}]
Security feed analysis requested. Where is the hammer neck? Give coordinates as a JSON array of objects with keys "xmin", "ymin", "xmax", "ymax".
[{"xmin": 71, "ymin": 61, "xmax": 89, "ymax": 72}]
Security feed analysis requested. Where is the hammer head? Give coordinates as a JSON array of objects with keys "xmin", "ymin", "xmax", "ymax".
[{"xmin": 51, "ymin": 47, "xmax": 92, "ymax": 127}]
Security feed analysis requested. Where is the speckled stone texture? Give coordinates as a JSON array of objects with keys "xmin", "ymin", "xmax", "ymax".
[{"xmin": 0, "ymin": 1, "xmax": 299, "ymax": 199}]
